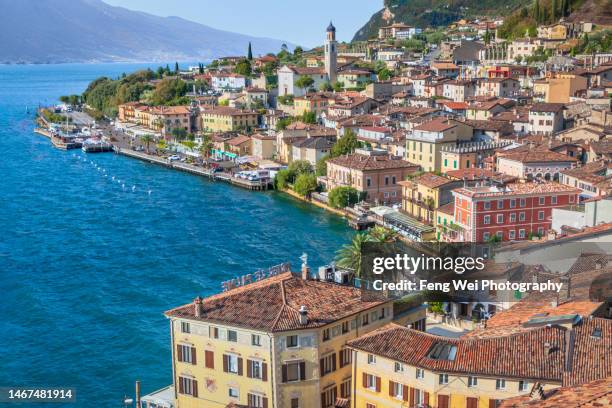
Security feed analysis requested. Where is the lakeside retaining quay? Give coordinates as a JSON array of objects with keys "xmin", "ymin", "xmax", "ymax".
[{"xmin": 114, "ymin": 147, "xmax": 272, "ymax": 191}]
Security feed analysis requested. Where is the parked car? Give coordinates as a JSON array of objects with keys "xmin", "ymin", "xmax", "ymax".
[{"xmin": 168, "ymin": 155, "xmax": 180, "ymax": 162}]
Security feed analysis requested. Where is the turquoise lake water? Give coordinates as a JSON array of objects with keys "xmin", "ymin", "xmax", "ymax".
[{"xmin": 0, "ymin": 63, "xmax": 353, "ymax": 406}]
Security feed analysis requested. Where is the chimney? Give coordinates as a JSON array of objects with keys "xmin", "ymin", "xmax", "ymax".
[
  {"xmin": 193, "ymin": 296, "xmax": 204, "ymax": 318},
  {"xmin": 529, "ymin": 383, "xmax": 546, "ymax": 401},
  {"xmin": 299, "ymin": 305, "xmax": 308, "ymax": 325},
  {"xmin": 300, "ymin": 253, "xmax": 310, "ymax": 280},
  {"xmin": 544, "ymin": 342, "xmax": 552, "ymax": 355}
]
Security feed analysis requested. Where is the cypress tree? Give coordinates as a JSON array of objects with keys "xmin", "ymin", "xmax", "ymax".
[
  {"xmin": 174, "ymin": 62, "xmax": 180, "ymax": 74},
  {"xmin": 247, "ymin": 42, "xmax": 253, "ymax": 60},
  {"xmin": 551, "ymin": 0, "xmax": 557, "ymax": 22},
  {"xmin": 533, "ymin": 0, "xmax": 540, "ymax": 23}
]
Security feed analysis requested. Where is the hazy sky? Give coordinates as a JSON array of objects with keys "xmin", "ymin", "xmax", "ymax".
[{"xmin": 103, "ymin": 0, "xmax": 382, "ymax": 47}]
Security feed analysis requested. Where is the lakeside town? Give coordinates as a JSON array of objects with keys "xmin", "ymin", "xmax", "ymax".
[{"xmin": 33, "ymin": 11, "xmax": 612, "ymax": 408}]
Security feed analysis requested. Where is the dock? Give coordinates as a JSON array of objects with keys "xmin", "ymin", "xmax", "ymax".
[{"xmin": 114, "ymin": 147, "xmax": 273, "ymax": 191}]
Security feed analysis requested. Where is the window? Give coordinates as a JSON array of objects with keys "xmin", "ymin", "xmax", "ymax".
[
  {"xmin": 496, "ymin": 378, "xmax": 506, "ymax": 390},
  {"xmin": 228, "ymin": 387, "xmax": 239, "ymax": 399},
  {"xmin": 248, "ymin": 394, "xmax": 267, "ymax": 408},
  {"xmin": 569, "ymin": 195, "xmax": 575, "ymax": 203},
  {"xmin": 484, "ymin": 201, "xmax": 491, "ymax": 210},
  {"xmin": 362, "ymin": 313, "xmax": 369, "ymax": 326},
  {"xmin": 439, "ymin": 373, "xmax": 449, "ymax": 384},
  {"xmin": 322, "ymin": 328, "xmax": 330, "ymax": 341},
  {"xmin": 252, "ymin": 334, "xmax": 261, "ymax": 346},
  {"xmin": 178, "ymin": 376, "xmax": 197, "ymax": 397},
  {"xmin": 509, "ymin": 230, "xmax": 516, "ymax": 240},
  {"xmin": 484, "ymin": 215, "xmax": 491, "ymax": 225},
  {"xmin": 181, "ymin": 322, "xmax": 190, "ymax": 333},
  {"xmin": 287, "ymin": 335, "xmax": 298, "ymax": 348},
  {"xmin": 468, "ymin": 376, "xmax": 478, "ymax": 388},
  {"xmin": 497, "ymin": 214, "xmax": 504, "ymax": 224},
  {"xmin": 379, "ymin": 307, "xmax": 386, "ymax": 319},
  {"xmin": 538, "ymin": 227, "xmax": 544, "ymax": 236},
  {"xmin": 339, "ymin": 348, "xmax": 352, "ymax": 368},
  {"xmin": 392, "ymin": 176, "xmax": 396, "ymax": 184},
  {"xmin": 390, "ymin": 381, "xmax": 404, "ymax": 399},
  {"xmin": 365, "ymin": 374, "xmax": 379, "ymax": 391},
  {"xmin": 248, "ymin": 360, "xmax": 263, "ymax": 379},
  {"xmin": 340, "ymin": 378, "xmax": 351, "ymax": 398},
  {"xmin": 341, "ymin": 321, "xmax": 349, "ymax": 334},
  {"xmin": 177, "ymin": 344, "xmax": 195, "ymax": 364},
  {"xmin": 483, "ymin": 232, "xmax": 490, "ymax": 241},
  {"xmin": 519, "ymin": 380, "xmax": 529, "ymax": 391},
  {"xmin": 385, "ymin": 176, "xmax": 389, "ymax": 186},
  {"xmin": 510, "ymin": 213, "xmax": 516, "ymax": 223},
  {"xmin": 283, "ymin": 361, "xmax": 304, "ymax": 382},
  {"xmin": 227, "ymin": 330, "xmax": 237, "ymax": 342},
  {"xmin": 509, "ymin": 199, "xmax": 516, "ymax": 208},
  {"xmin": 210, "ymin": 326, "xmax": 219, "ymax": 339},
  {"xmin": 539, "ymin": 197, "xmax": 545, "ymax": 205},
  {"xmin": 496, "ymin": 231, "xmax": 503, "ymax": 240},
  {"xmin": 321, "ymin": 353, "xmax": 336, "ymax": 375},
  {"xmin": 291, "ymin": 398, "xmax": 299, "ymax": 408},
  {"xmin": 551, "ymin": 195, "xmax": 557, "ymax": 204},
  {"xmin": 416, "ymin": 368, "xmax": 424, "ymax": 379},
  {"xmin": 519, "ymin": 229, "xmax": 526, "ymax": 239},
  {"xmin": 519, "ymin": 212, "xmax": 526, "ymax": 221},
  {"xmin": 366, "ymin": 178, "xmax": 371, "ymax": 187},
  {"xmin": 321, "ymin": 386, "xmax": 337, "ymax": 408},
  {"xmin": 538, "ymin": 211, "xmax": 545, "ymax": 221},
  {"xmin": 497, "ymin": 200, "xmax": 504, "ymax": 209},
  {"xmin": 224, "ymin": 354, "xmax": 240, "ymax": 374},
  {"xmin": 367, "ymin": 354, "xmax": 376, "ymax": 365}
]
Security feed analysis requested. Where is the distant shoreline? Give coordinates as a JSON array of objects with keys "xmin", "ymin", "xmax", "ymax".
[{"xmin": 0, "ymin": 59, "xmax": 213, "ymax": 66}]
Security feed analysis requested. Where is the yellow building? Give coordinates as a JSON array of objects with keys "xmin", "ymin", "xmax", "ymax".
[
  {"xmin": 294, "ymin": 94, "xmax": 331, "ymax": 118},
  {"xmin": 348, "ymin": 323, "xmax": 562, "ymax": 408},
  {"xmin": 537, "ymin": 23, "xmax": 568, "ymax": 40},
  {"xmin": 398, "ymin": 173, "xmax": 460, "ymax": 226},
  {"xmin": 201, "ymin": 107, "xmax": 259, "ymax": 132},
  {"xmin": 164, "ymin": 265, "xmax": 396, "ymax": 408},
  {"xmin": 406, "ymin": 119, "xmax": 473, "ymax": 172},
  {"xmin": 536, "ymin": 73, "xmax": 588, "ymax": 103}
]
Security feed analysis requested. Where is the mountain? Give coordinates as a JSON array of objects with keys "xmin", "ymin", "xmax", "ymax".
[
  {"xmin": 353, "ymin": 0, "xmax": 531, "ymax": 41},
  {"xmin": 353, "ymin": 0, "xmax": 612, "ymax": 41},
  {"xmin": 0, "ymin": 0, "xmax": 292, "ymax": 64}
]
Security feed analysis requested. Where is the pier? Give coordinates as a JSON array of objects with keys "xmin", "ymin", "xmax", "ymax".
[{"xmin": 114, "ymin": 147, "xmax": 273, "ymax": 191}]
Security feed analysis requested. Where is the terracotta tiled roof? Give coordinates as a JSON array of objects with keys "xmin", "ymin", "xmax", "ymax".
[
  {"xmin": 498, "ymin": 377, "xmax": 612, "ymax": 408},
  {"xmin": 453, "ymin": 182, "xmax": 580, "ymax": 198},
  {"xmin": 327, "ymin": 154, "xmax": 419, "ymax": 171},
  {"xmin": 445, "ymin": 168, "xmax": 517, "ymax": 183},
  {"xmin": 165, "ymin": 272, "xmax": 388, "ymax": 332},
  {"xmin": 437, "ymin": 201, "xmax": 454, "ymax": 215},
  {"xmin": 499, "ymin": 149, "xmax": 578, "ymax": 164},
  {"xmin": 530, "ymin": 103, "xmax": 565, "ymax": 113},
  {"xmin": 227, "ymin": 135, "xmax": 250, "ymax": 146},
  {"xmin": 410, "ymin": 173, "xmax": 455, "ymax": 189},
  {"xmin": 414, "ymin": 118, "xmax": 458, "ymax": 133},
  {"xmin": 348, "ymin": 323, "xmax": 567, "ymax": 381}
]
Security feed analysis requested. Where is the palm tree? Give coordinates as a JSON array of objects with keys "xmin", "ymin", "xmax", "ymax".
[
  {"xmin": 368, "ymin": 226, "xmax": 399, "ymax": 243},
  {"xmin": 141, "ymin": 134, "xmax": 154, "ymax": 154},
  {"xmin": 199, "ymin": 134, "xmax": 213, "ymax": 166},
  {"xmin": 335, "ymin": 233, "xmax": 372, "ymax": 277}
]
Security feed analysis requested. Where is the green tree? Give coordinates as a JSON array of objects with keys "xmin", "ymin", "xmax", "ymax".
[
  {"xmin": 294, "ymin": 46, "xmax": 304, "ymax": 57},
  {"xmin": 235, "ymin": 59, "xmax": 252, "ymax": 77},
  {"xmin": 140, "ymin": 134, "xmax": 154, "ymax": 154},
  {"xmin": 331, "ymin": 129, "xmax": 358, "ymax": 157},
  {"xmin": 335, "ymin": 233, "xmax": 372, "ymax": 276},
  {"xmin": 174, "ymin": 62, "xmax": 180, "ymax": 74},
  {"xmin": 293, "ymin": 173, "xmax": 318, "ymax": 197},
  {"xmin": 328, "ymin": 186, "xmax": 360, "ymax": 209},
  {"xmin": 333, "ymin": 81, "xmax": 345, "ymax": 92},
  {"xmin": 287, "ymin": 160, "xmax": 313, "ymax": 176},
  {"xmin": 295, "ymin": 76, "xmax": 314, "ymax": 94},
  {"xmin": 315, "ymin": 155, "xmax": 330, "ymax": 176},
  {"xmin": 199, "ymin": 134, "xmax": 213, "ymax": 163},
  {"xmin": 368, "ymin": 226, "xmax": 399, "ymax": 243},
  {"xmin": 429, "ymin": 302, "xmax": 445, "ymax": 314},
  {"xmin": 171, "ymin": 127, "xmax": 188, "ymax": 142},
  {"xmin": 275, "ymin": 169, "xmax": 292, "ymax": 189},
  {"xmin": 533, "ymin": 0, "xmax": 541, "ymax": 23},
  {"xmin": 551, "ymin": 0, "xmax": 557, "ymax": 21},
  {"xmin": 150, "ymin": 78, "xmax": 188, "ymax": 105},
  {"xmin": 484, "ymin": 27, "xmax": 492, "ymax": 45},
  {"xmin": 247, "ymin": 42, "xmax": 253, "ymax": 60},
  {"xmin": 319, "ymin": 81, "xmax": 333, "ymax": 92}
]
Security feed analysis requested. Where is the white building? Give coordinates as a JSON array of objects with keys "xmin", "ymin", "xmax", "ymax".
[
  {"xmin": 324, "ymin": 22, "xmax": 338, "ymax": 84},
  {"xmin": 210, "ymin": 73, "xmax": 246, "ymax": 91},
  {"xmin": 277, "ymin": 66, "xmax": 328, "ymax": 97}
]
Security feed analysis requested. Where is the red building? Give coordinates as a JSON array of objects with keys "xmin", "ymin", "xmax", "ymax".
[{"xmin": 450, "ymin": 182, "xmax": 579, "ymax": 242}]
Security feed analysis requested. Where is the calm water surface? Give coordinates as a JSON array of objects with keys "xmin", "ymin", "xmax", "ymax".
[{"xmin": 0, "ymin": 63, "xmax": 353, "ymax": 406}]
